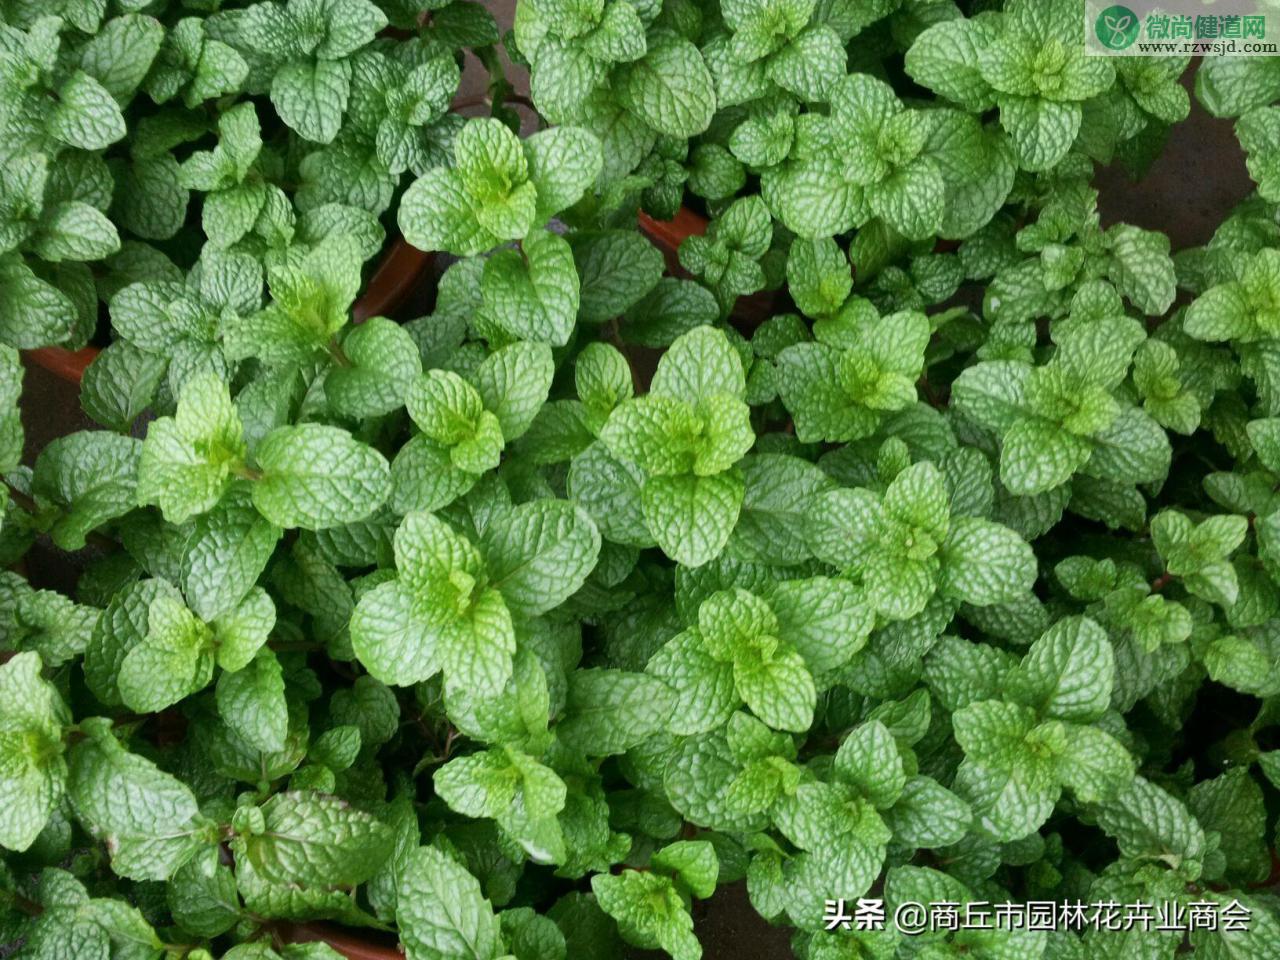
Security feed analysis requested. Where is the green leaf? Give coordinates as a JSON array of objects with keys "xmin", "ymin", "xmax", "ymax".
[
  {"xmin": 786, "ymin": 238, "xmax": 852, "ymax": 319},
  {"xmin": 952, "ymin": 699, "xmax": 1057, "ymax": 841},
  {"xmin": 1094, "ymin": 775, "xmax": 1207, "ymax": 875},
  {"xmin": 328, "ymin": 317, "xmax": 424, "ymax": 419},
  {"xmin": 727, "ymin": 455, "xmax": 836, "ymax": 567},
  {"xmin": 78, "ymin": 13, "xmax": 164, "ymax": 104},
  {"xmin": 252, "ymin": 424, "xmax": 391, "ymax": 530},
  {"xmin": 1000, "ymin": 417, "xmax": 1091, "ymax": 496},
  {"xmin": 473, "ymin": 341, "xmax": 555, "ymax": 441},
  {"xmin": 651, "ymin": 839, "xmax": 719, "ymax": 899},
  {"xmin": 182, "ymin": 490, "xmax": 283, "ymax": 622},
  {"xmin": 50, "ymin": 71, "xmax": 127, "ymax": 150},
  {"xmin": 117, "ymin": 596, "xmax": 214, "ymax": 713},
  {"xmin": 239, "ymin": 791, "xmax": 394, "ymax": 888},
  {"xmin": 136, "ymin": 373, "xmax": 246, "ymax": 524},
  {"xmin": 400, "ymin": 118, "xmax": 539, "ymax": 255},
  {"xmin": 591, "ymin": 869, "xmax": 701, "ymax": 960},
  {"xmin": 570, "ymin": 230, "xmax": 665, "ymax": 324},
  {"xmin": 523, "ymin": 126, "xmax": 603, "ymax": 223},
  {"xmin": 601, "ymin": 395, "xmax": 709, "ymax": 476},
  {"xmin": 478, "ymin": 229, "xmax": 580, "ymax": 346},
  {"xmin": 1195, "ymin": 56, "xmax": 1280, "ymax": 117},
  {"xmin": 768, "ymin": 576, "xmax": 872, "ymax": 674},
  {"xmin": 272, "ymin": 58, "xmax": 352, "ymax": 145},
  {"xmin": 0, "ymin": 653, "xmax": 69, "ymax": 852},
  {"xmin": 1040, "ymin": 721, "xmax": 1134, "ymax": 804},
  {"xmin": 557, "ymin": 668, "xmax": 676, "ymax": 755},
  {"xmin": 768, "ymin": 25, "xmax": 844, "ymax": 101},
  {"xmin": 14, "ymin": 590, "xmax": 98, "ymax": 668},
  {"xmin": 646, "ymin": 629, "xmax": 737, "ymax": 735},
  {"xmin": 882, "ymin": 776, "xmax": 972, "ymax": 849},
  {"xmin": 733, "ymin": 645, "xmax": 816, "ymax": 733},
  {"xmin": 399, "ymin": 167, "xmax": 490, "ymax": 257},
  {"xmin": 938, "ymin": 516, "xmax": 1037, "ymax": 606},
  {"xmin": 1107, "ymin": 224, "xmax": 1175, "ymax": 315},
  {"xmin": 435, "ymin": 748, "xmax": 565, "ymax": 823},
  {"xmin": 317, "ymin": 0, "xmax": 388, "ymax": 58},
  {"xmin": 905, "ymin": 18, "xmax": 998, "ymax": 113},
  {"xmin": 216, "ymin": 648, "xmax": 288, "ymax": 754},
  {"xmin": 350, "ymin": 512, "xmax": 516, "ymax": 694},
  {"xmin": 480, "ymin": 499, "xmax": 601, "ymax": 619},
  {"xmin": 330, "ymin": 675, "xmax": 400, "ymax": 748},
  {"xmin": 1005, "ymin": 616, "xmax": 1115, "ymax": 723},
  {"xmin": 390, "ymin": 436, "xmax": 479, "ymax": 514},
  {"xmin": 998, "ymin": 95, "xmax": 1080, "ymax": 172},
  {"xmin": 869, "ymin": 162, "xmax": 946, "ymax": 242},
  {"xmin": 642, "ymin": 470, "xmax": 745, "ymax": 568},
  {"xmin": 774, "ymin": 343, "xmax": 874, "ymax": 443},
  {"xmin": 397, "ymin": 845, "xmax": 504, "ymax": 960},
  {"xmin": 30, "ymin": 202, "xmax": 120, "ymax": 263},
  {"xmin": 79, "ymin": 342, "xmax": 163, "ymax": 430},
  {"xmin": 652, "ymin": 325, "xmax": 747, "ymax": 406},
  {"xmin": 618, "ymin": 39, "xmax": 716, "ymax": 138},
  {"xmin": 576, "ymin": 342, "xmax": 633, "ymax": 429},
  {"xmin": 67, "ymin": 719, "xmax": 206, "ymax": 880},
  {"xmin": 84, "ymin": 578, "xmax": 185, "ymax": 707},
  {"xmin": 833, "ymin": 720, "xmax": 907, "ymax": 809},
  {"xmin": 32, "ymin": 431, "xmax": 141, "ymax": 551},
  {"xmin": 1189, "ymin": 891, "xmax": 1280, "ymax": 959}
]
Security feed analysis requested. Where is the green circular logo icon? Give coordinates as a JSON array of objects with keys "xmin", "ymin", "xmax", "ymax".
[{"xmin": 1095, "ymin": 4, "xmax": 1140, "ymax": 49}]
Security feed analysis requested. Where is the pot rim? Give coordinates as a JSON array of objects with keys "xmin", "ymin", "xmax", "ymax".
[
  {"xmin": 637, "ymin": 206, "xmax": 708, "ymax": 266},
  {"xmin": 276, "ymin": 921, "xmax": 402, "ymax": 960}
]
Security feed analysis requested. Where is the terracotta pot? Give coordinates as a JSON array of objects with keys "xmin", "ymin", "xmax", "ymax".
[
  {"xmin": 23, "ymin": 237, "xmax": 434, "ymax": 388},
  {"xmin": 1254, "ymin": 849, "xmax": 1280, "ymax": 890},
  {"xmin": 637, "ymin": 207, "xmax": 708, "ymax": 273},
  {"xmin": 352, "ymin": 240, "xmax": 435, "ymax": 323},
  {"xmin": 276, "ymin": 922, "xmax": 400, "ymax": 960},
  {"xmin": 23, "ymin": 345, "xmax": 99, "ymax": 386}
]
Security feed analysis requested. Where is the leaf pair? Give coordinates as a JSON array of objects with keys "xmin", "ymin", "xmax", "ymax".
[
  {"xmin": 350, "ymin": 503, "xmax": 600, "ymax": 695},
  {"xmin": 774, "ymin": 299, "xmax": 930, "ymax": 444},
  {"xmin": 950, "ymin": 617, "xmax": 1133, "ymax": 841},
  {"xmin": 592, "ymin": 841, "xmax": 718, "ymax": 960},
  {"xmin": 137, "ymin": 372, "xmax": 391, "ymax": 528},
  {"xmin": 398, "ymin": 118, "xmax": 602, "ymax": 257},
  {"xmin": 807, "ymin": 460, "xmax": 1037, "ymax": 620},
  {"xmin": 954, "ymin": 316, "xmax": 1170, "ymax": 496},
  {"xmin": 598, "ymin": 326, "xmax": 753, "ymax": 566},
  {"xmin": 648, "ymin": 580, "xmax": 871, "ymax": 734}
]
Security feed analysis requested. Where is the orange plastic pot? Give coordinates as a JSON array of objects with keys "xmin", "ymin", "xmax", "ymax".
[
  {"xmin": 352, "ymin": 239, "xmax": 434, "ymax": 323},
  {"xmin": 23, "ymin": 237, "xmax": 434, "ymax": 388},
  {"xmin": 23, "ymin": 345, "xmax": 100, "ymax": 386},
  {"xmin": 637, "ymin": 206, "xmax": 708, "ymax": 273},
  {"xmin": 276, "ymin": 922, "xmax": 401, "ymax": 960}
]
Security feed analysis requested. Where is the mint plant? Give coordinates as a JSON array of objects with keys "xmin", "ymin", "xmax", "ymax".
[
  {"xmin": 5, "ymin": 2, "xmax": 1280, "ymax": 960},
  {"xmin": 596, "ymin": 325, "xmax": 753, "ymax": 566}
]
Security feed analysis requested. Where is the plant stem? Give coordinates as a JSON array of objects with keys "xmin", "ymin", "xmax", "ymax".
[
  {"xmin": 3, "ymin": 890, "xmax": 43, "ymax": 917},
  {"xmin": 327, "ymin": 338, "xmax": 352, "ymax": 368},
  {"xmin": 4, "ymin": 481, "xmax": 118, "ymax": 552}
]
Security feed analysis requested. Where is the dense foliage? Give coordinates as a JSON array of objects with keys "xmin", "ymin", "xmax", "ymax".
[{"xmin": 4, "ymin": 0, "xmax": 1280, "ymax": 958}]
